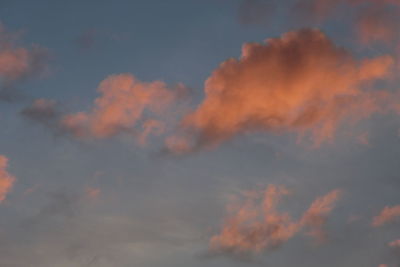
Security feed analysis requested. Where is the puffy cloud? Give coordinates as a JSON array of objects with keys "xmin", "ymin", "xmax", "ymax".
[
  {"xmin": 0, "ymin": 23, "xmax": 48, "ymax": 101},
  {"xmin": 0, "ymin": 155, "xmax": 15, "ymax": 203},
  {"xmin": 209, "ymin": 185, "xmax": 341, "ymax": 255},
  {"xmin": 372, "ymin": 205, "xmax": 400, "ymax": 227},
  {"xmin": 61, "ymin": 74, "xmax": 181, "ymax": 143},
  {"xmin": 168, "ymin": 29, "xmax": 393, "ymax": 153}
]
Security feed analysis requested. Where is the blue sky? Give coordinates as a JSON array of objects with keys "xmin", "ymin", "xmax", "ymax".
[{"xmin": 1, "ymin": 1, "xmax": 400, "ymax": 266}]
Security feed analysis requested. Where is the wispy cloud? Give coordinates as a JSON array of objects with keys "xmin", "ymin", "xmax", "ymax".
[
  {"xmin": 372, "ymin": 205, "xmax": 400, "ymax": 227},
  {"xmin": 209, "ymin": 185, "xmax": 341, "ymax": 256}
]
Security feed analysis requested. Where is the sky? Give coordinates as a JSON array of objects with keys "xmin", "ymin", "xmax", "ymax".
[{"xmin": 0, "ymin": 0, "xmax": 400, "ymax": 266}]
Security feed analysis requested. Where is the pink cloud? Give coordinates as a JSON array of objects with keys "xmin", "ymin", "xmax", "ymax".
[
  {"xmin": 0, "ymin": 155, "xmax": 16, "ymax": 203},
  {"xmin": 210, "ymin": 185, "xmax": 341, "ymax": 255}
]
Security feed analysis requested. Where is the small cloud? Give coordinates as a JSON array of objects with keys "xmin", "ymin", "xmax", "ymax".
[
  {"xmin": 356, "ymin": 132, "xmax": 370, "ymax": 146},
  {"xmin": 0, "ymin": 155, "xmax": 16, "ymax": 203},
  {"xmin": 389, "ymin": 239, "xmax": 400, "ymax": 248},
  {"xmin": 0, "ymin": 23, "xmax": 49, "ymax": 101},
  {"xmin": 60, "ymin": 74, "xmax": 182, "ymax": 145},
  {"xmin": 85, "ymin": 187, "xmax": 101, "ymax": 200},
  {"xmin": 372, "ymin": 205, "xmax": 400, "ymax": 227}
]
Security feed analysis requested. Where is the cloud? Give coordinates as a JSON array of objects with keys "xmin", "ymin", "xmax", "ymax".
[
  {"xmin": 355, "ymin": 4, "xmax": 400, "ymax": 45},
  {"xmin": 85, "ymin": 187, "xmax": 101, "ymax": 200},
  {"xmin": 293, "ymin": 0, "xmax": 341, "ymax": 22},
  {"xmin": 292, "ymin": 0, "xmax": 400, "ymax": 48},
  {"xmin": 0, "ymin": 23, "xmax": 48, "ymax": 101},
  {"xmin": 167, "ymin": 29, "xmax": 393, "ymax": 153},
  {"xmin": 209, "ymin": 185, "xmax": 341, "ymax": 256},
  {"xmin": 300, "ymin": 189, "xmax": 342, "ymax": 241},
  {"xmin": 21, "ymin": 75, "xmax": 188, "ymax": 146},
  {"xmin": 21, "ymin": 98, "xmax": 60, "ymax": 125},
  {"xmin": 294, "ymin": 0, "xmax": 400, "ymax": 22},
  {"xmin": 0, "ymin": 155, "xmax": 16, "ymax": 203},
  {"xmin": 372, "ymin": 205, "xmax": 400, "ymax": 227},
  {"xmin": 60, "ymin": 74, "xmax": 183, "ymax": 144},
  {"xmin": 388, "ymin": 239, "xmax": 400, "ymax": 248}
]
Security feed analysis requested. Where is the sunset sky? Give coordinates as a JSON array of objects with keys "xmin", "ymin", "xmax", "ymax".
[{"xmin": 1, "ymin": 0, "xmax": 400, "ymax": 266}]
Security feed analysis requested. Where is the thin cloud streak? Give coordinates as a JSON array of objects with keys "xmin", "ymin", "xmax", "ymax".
[{"xmin": 372, "ymin": 205, "xmax": 400, "ymax": 227}]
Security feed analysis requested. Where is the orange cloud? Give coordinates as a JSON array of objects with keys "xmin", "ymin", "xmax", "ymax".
[
  {"xmin": 389, "ymin": 239, "xmax": 400, "ymax": 248},
  {"xmin": 168, "ymin": 29, "xmax": 393, "ymax": 153},
  {"xmin": 0, "ymin": 155, "xmax": 16, "ymax": 203},
  {"xmin": 372, "ymin": 205, "xmax": 400, "ymax": 227},
  {"xmin": 300, "ymin": 189, "xmax": 342, "ymax": 241},
  {"xmin": 0, "ymin": 23, "xmax": 47, "ymax": 97},
  {"xmin": 61, "ymin": 74, "xmax": 179, "ymax": 143},
  {"xmin": 209, "ymin": 185, "xmax": 341, "ymax": 255}
]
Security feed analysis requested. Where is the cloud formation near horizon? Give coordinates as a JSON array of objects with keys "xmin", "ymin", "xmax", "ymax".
[
  {"xmin": 167, "ymin": 29, "xmax": 393, "ymax": 153},
  {"xmin": 209, "ymin": 185, "xmax": 341, "ymax": 256}
]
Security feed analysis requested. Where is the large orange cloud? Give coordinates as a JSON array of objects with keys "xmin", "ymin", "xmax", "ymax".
[
  {"xmin": 209, "ymin": 185, "xmax": 341, "ymax": 255},
  {"xmin": 167, "ymin": 29, "xmax": 393, "ymax": 153},
  {"xmin": 0, "ymin": 155, "xmax": 16, "ymax": 203},
  {"xmin": 61, "ymin": 74, "xmax": 181, "ymax": 144}
]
